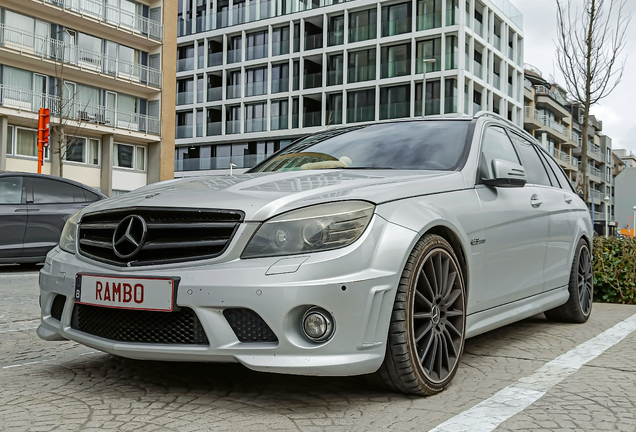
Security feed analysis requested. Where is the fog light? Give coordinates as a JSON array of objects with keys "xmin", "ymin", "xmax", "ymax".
[{"xmin": 302, "ymin": 307, "xmax": 335, "ymax": 343}]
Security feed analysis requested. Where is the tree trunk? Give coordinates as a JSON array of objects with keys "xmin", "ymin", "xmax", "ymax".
[{"xmin": 581, "ymin": 0, "xmax": 597, "ymax": 205}]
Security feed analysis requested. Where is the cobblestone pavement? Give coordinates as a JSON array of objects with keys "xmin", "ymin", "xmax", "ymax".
[{"xmin": 2, "ymin": 264, "xmax": 636, "ymax": 432}]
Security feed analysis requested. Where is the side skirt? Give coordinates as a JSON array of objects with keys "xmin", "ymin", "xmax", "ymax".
[{"xmin": 465, "ymin": 286, "xmax": 569, "ymax": 339}]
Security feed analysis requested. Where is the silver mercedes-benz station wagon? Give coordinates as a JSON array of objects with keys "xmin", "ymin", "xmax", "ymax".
[{"xmin": 38, "ymin": 113, "xmax": 593, "ymax": 395}]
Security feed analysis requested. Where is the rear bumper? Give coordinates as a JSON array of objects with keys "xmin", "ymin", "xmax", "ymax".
[{"xmin": 38, "ymin": 216, "xmax": 417, "ymax": 376}]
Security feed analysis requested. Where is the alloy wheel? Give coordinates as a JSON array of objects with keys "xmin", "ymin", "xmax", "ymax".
[
  {"xmin": 578, "ymin": 245, "xmax": 593, "ymax": 316},
  {"xmin": 412, "ymin": 249, "xmax": 465, "ymax": 384}
]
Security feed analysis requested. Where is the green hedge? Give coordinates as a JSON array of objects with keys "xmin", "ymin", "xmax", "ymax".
[{"xmin": 593, "ymin": 237, "xmax": 636, "ymax": 304}]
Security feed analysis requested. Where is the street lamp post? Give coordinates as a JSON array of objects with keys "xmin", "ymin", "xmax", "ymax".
[
  {"xmin": 604, "ymin": 196, "xmax": 610, "ymax": 237},
  {"xmin": 421, "ymin": 59, "xmax": 437, "ymax": 118},
  {"xmin": 633, "ymin": 205, "xmax": 636, "ymax": 238}
]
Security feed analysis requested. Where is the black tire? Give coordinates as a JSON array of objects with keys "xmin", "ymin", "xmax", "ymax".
[
  {"xmin": 375, "ymin": 234, "xmax": 466, "ymax": 396},
  {"xmin": 544, "ymin": 238, "xmax": 593, "ymax": 323}
]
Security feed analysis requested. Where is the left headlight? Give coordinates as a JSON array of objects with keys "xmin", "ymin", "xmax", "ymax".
[
  {"xmin": 59, "ymin": 210, "xmax": 81, "ymax": 254},
  {"xmin": 242, "ymin": 201, "xmax": 375, "ymax": 259}
]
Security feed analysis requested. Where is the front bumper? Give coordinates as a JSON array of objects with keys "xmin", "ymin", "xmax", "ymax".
[{"xmin": 38, "ymin": 215, "xmax": 417, "ymax": 376}]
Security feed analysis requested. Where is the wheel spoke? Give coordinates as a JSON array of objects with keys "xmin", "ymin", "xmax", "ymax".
[
  {"xmin": 441, "ymin": 257, "xmax": 450, "ymax": 299},
  {"xmin": 414, "ymin": 312, "xmax": 433, "ymax": 319},
  {"xmin": 442, "ymin": 328, "xmax": 458, "ymax": 359},
  {"xmin": 440, "ymin": 332, "xmax": 451, "ymax": 371},
  {"xmin": 445, "ymin": 288, "xmax": 461, "ymax": 307},
  {"xmin": 424, "ymin": 334, "xmax": 439, "ymax": 373},
  {"xmin": 415, "ymin": 290, "xmax": 433, "ymax": 308},
  {"xmin": 445, "ymin": 309, "xmax": 463, "ymax": 317},
  {"xmin": 414, "ymin": 321, "xmax": 433, "ymax": 343},
  {"xmin": 423, "ymin": 261, "xmax": 438, "ymax": 297},
  {"xmin": 446, "ymin": 320, "xmax": 462, "ymax": 337},
  {"xmin": 435, "ymin": 254, "xmax": 443, "ymax": 295},
  {"xmin": 435, "ymin": 334, "xmax": 443, "ymax": 378},
  {"xmin": 443, "ymin": 271, "xmax": 457, "ymax": 301},
  {"xmin": 419, "ymin": 331, "xmax": 435, "ymax": 365}
]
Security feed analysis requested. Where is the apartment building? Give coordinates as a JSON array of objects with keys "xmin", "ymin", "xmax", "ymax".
[
  {"xmin": 523, "ymin": 64, "xmax": 617, "ymax": 234},
  {"xmin": 174, "ymin": 0, "xmax": 524, "ymax": 175},
  {"xmin": 614, "ymin": 149, "xmax": 636, "ymax": 168},
  {"xmin": 0, "ymin": 0, "xmax": 176, "ymax": 196}
]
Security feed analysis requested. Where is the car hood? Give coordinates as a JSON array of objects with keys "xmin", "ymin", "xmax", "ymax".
[{"xmin": 86, "ymin": 170, "xmax": 466, "ymax": 221}]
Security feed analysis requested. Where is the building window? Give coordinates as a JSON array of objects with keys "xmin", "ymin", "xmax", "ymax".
[
  {"xmin": 6, "ymin": 126, "xmax": 13, "ymax": 155},
  {"xmin": 381, "ymin": 3, "xmax": 411, "ymax": 37},
  {"xmin": 349, "ymin": 9, "xmax": 377, "ymax": 43},
  {"xmin": 417, "ymin": 0, "xmax": 442, "ymax": 31},
  {"xmin": 177, "ymin": 45, "xmax": 195, "ymax": 71},
  {"xmin": 347, "ymin": 89, "xmax": 375, "ymax": 123},
  {"xmin": 328, "ymin": 15, "xmax": 345, "ymax": 46},
  {"xmin": 114, "ymin": 143, "xmax": 145, "ymax": 171},
  {"xmin": 381, "ymin": 44, "xmax": 411, "ymax": 79},
  {"xmin": 136, "ymin": 146, "xmax": 146, "ymax": 171},
  {"xmin": 176, "ymin": 111, "xmax": 194, "ymax": 139},
  {"xmin": 272, "ymin": 26, "xmax": 290, "ymax": 56},
  {"xmin": 271, "ymin": 99, "xmax": 289, "ymax": 131},
  {"xmin": 380, "ymin": 85, "xmax": 410, "ymax": 120},
  {"xmin": 16, "ymin": 128, "xmax": 38, "ymax": 158},
  {"xmin": 228, "ymin": 35, "xmax": 242, "ymax": 63},
  {"xmin": 177, "ymin": 78, "xmax": 194, "ymax": 105},
  {"xmin": 245, "ymin": 103, "xmax": 267, "ymax": 133},
  {"xmin": 271, "ymin": 63, "xmax": 289, "ymax": 93},
  {"xmin": 245, "ymin": 66, "xmax": 268, "ymax": 96},
  {"xmin": 445, "ymin": 35, "xmax": 458, "ymax": 70},
  {"xmin": 348, "ymin": 48, "xmax": 376, "ymax": 83},
  {"xmin": 416, "ymin": 38, "xmax": 442, "ymax": 73},
  {"xmin": 246, "ymin": 30, "xmax": 268, "ymax": 60}
]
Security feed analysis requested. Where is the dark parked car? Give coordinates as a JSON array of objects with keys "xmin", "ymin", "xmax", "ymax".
[{"xmin": 0, "ymin": 173, "xmax": 107, "ymax": 264}]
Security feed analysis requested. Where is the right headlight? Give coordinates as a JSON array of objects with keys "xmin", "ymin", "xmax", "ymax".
[
  {"xmin": 242, "ymin": 201, "xmax": 375, "ymax": 259},
  {"xmin": 59, "ymin": 210, "xmax": 81, "ymax": 254}
]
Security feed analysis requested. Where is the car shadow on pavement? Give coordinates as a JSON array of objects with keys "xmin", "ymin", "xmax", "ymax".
[{"xmin": 0, "ymin": 263, "xmax": 43, "ymax": 273}]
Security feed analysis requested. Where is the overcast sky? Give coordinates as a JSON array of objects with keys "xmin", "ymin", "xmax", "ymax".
[{"xmin": 510, "ymin": 0, "xmax": 636, "ymax": 154}]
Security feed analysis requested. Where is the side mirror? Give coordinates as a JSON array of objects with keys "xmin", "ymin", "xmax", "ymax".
[{"xmin": 483, "ymin": 159, "xmax": 527, "ymax": 188}]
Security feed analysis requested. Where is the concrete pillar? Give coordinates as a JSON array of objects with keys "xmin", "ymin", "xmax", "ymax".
[
  {"xmin": 0, "ymin": 116, "xmax": 7, "ymax": 171},
  {"xmin": 147, "ymin": 141, "xmax": 163, "ymax": 186},
  {"xmin": 101, "ymin": 134, "xmax": 114, "ymax": 197}
]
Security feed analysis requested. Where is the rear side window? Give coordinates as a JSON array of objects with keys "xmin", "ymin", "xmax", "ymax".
[
  {"xmin": 538, "ymin": 149, "xmax": 575, "ymax": 192},
  {"xmin": 32, "ymin": 178, "xmax": 87, "ymax": 204},
  {"xmin": 479, "ymin": 126, "xmax": 520, "ymax": 180},
  {"xmin": 510, "ymin": 134, "xmax": 551, "ymax": 187},
  {"xmin": 84, "ymin": 190, "xmax": 101, "ymax": 202},
  {"xmin": 0, "ymin": 177, "xmax": 24, "ymax": 204}
]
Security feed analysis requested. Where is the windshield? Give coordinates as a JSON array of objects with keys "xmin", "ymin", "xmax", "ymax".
[{"xmin": 249, "ymin": 121, "xmax": 471, "ymax": 172}]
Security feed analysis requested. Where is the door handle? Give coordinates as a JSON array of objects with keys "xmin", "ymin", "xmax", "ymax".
[
  {"xmin": 564, "ymin": 195, "xmax": 573, "ymax": 204},
  {"xmin": 28, "ymin": 208, "xmax": 40, "ymax": 212},
  {"xmin": 530, "ymin": 195, "xmax": 543, "ymax": 208},
  {"xmin": 14, "ymin": 209, "xmax": 28, "ymax": 213}
]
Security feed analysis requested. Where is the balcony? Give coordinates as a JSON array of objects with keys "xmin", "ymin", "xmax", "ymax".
[
  {"xmin": 380, "ymin": 102, "xmax": 410, "ymax": 120},
  {"xmin": 493, "ymin": 74, "xmax": 501, "ymax": 90},
  {"xmin": 304, "ymin": 72, "xmax": 322, "ymax": 89},
  {"xmin": 208, "ymin": 51, "xmax": 223, "ymax": 67},
  {"xmin": 271, "ymin": 115, "xmax": 288, "ymax": 130},
  {"xmin": 381, "ymin": 18, "xmax": 410, "ymax": 37},
  {"xmin": 245, "ymin": 81, "xmax": 267, "ymax": 97},
  {"xmin": 0, "ymin": 23, "xmax": 163, "ymax": 87},
  {"xmin": 326, "ymin": 110, "xmax": 342, "ymax": 125},
  {"xmin": 185, "ymin": 0, "xmax": 275, "ymax": 34},
  {"xmin": 177, "ymin": 57, "xmax": 194, "ymax": 72},
  {"xmin": 207, "ymin": 121, "xmax": 222, "ymax": 136},
  {"xmin": 535, "ymin": 85, "xmax": 568, "ymax": 106},
  {"xmin": 207, "ymin": 87, "xmax": 222, "ymax": 102},
  {"xmin": 245, "ymin": 117, "xmax": 267, "ymax": 133},
  {"xmin": 474, "ymin": 19, "xmax": 483, "ymax": 37},
  {"xmin": 416, "ymin": 53, "xmax": 442, "ymax": 73},
  {"xmin": 227, "ymin": 84, "xmax": 241, "ymax": 99},
  {"xmin": 272, "ymin": 40, "xmax": 290, "ymax": 56},
  {"xmin": 175, "ymin": 125, "xmax": 193, "ymax": 139},
  {"xmin": 303, "ymin": 111, "xmax": 322, "ymax": 127},
  {"xmin": 493, "ymin": 35, "xmax": 501, "ymax": 51},
  {"xmin": 271, "ymin": 77, "xmax": 289, "ymax": 93},
  {"xmin": 381, "ymin": 59, "xmax": 411, "ymax": 79},
  {"xmin": 43, "ymin": 0, "xmax": 163, "ymax": 40},
  {"xmin": 305, "ymin": 33, "xmax": 323, "ymax": 51},
  {"xmin": 327, "ymin": 70, "xmax": 343, "ymax": 86},
  {"xmin": 175, "ymin": 154, "xmax": 263, "ymax": 172},
  {"xmin": 227, "ymin": 49, "xmax": 242, "ymax": 64},
  {"xmin": 0, "ymin": 84, "xmax": 160, "ymax": 134},
  {"xmin": 347, "ymin": 106, "xmax": 375, "ymax": 123},
  {"xmin": 473, "ymin": 61, "xmax": 483, "ymax": 79},
  {"xmin": 349, "ymin": 25, "xmax": 376, "ymax": 43},
  {"xmin": 348, "ymin": 65, "xmax": 376, "ymax": 83},
  {"xmin": 508, "ymin": 45, "xmax": 514, "ymax": 59},
  {"xmin": 590, "ymin": 211, "xmax": 604, "ymax": 221},
  {"xmin": 328, "ymin": 31, "xmax": 344, "ymax": 46},
  {"xmin": 246, "ymin": 43, "xmax": 268, "ymax": 61},
  {"xmin": 508, "ymin": 83, "xmax": 513, "ymax": 98},
  {"xmin": 417, "ymin": 11, "xmax": 442, "ymax": 31},
  {"xmin": 537, "ymin": 114, "xmax": 567, "ymax": 137},
  {"xmin": 176, "ymin": 92, "xmax": 194, "ymax": 106},
  {"xmin": 226, "ymin": 119, "xmax": 241, "ymax": 134}
]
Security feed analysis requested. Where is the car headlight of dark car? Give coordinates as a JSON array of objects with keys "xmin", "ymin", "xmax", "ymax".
[
  {"xmin": 242, "ymin": 201, "xmax": 375, "ymax": 259},
  {"xmin": 59, "ymin": 210, "xmax": 81, "ymax": 254}
]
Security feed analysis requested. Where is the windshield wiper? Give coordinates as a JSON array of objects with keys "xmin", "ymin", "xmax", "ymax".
[{"xmin": 335, "ymin": 166, "xmax": 394, "ymax": 170}]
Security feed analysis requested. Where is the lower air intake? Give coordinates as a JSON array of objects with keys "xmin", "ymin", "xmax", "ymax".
[
  {"xmin": 50, "ymin": 295, "xmax": 66, "ymax": 321},
  {"xmin": 71, "ymin": 304, "xmax": 209, "ymax": 345},
  {"xmin": 223, "ymin": 308, "xmax": 278, "ymax": 343}
]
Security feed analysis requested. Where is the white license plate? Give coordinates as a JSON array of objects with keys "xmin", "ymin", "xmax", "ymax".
[{"xmin": 75, "ymin": 274, "xmax": 175, "ymax": 312}]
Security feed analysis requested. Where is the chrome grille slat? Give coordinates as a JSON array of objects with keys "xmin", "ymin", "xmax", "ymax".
[{"xmin": 78, "ymin": 207, "xmax": 244, "ymax": 266}]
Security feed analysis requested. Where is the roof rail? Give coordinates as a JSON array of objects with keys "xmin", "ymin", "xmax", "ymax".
[{"xmin": 473, "ymin": 111, "xmax": 540, "ymax": 144}]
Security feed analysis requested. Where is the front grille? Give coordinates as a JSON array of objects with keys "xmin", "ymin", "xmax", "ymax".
[
  {"xmin": 50, "ymin": 295, "xmax": 66, "ymax": 321},
  {"xmin": 78, "ymin": 207, "xmax": 244, "ymax": 266},
  {"xmin": 223, "ymin": 308, "xmax": 278, "ymax": 343},
  {"xmin": 71, "ymin": 304, "xmax": 209, "ymax": 345}
]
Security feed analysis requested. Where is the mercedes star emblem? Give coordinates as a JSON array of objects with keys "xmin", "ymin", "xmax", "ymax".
[{"xmin": 112, "ymin": 215, "xmax": 147, "ymax": 259}]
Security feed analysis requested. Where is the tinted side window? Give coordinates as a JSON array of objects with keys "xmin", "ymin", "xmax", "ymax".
[
  {"xmin": 84, "ymin": 190, "xmax": 101, "ymax": 202},
  {"xmin": 538, "ymin": 150, "xmax": 575, "ymax": 192},
  {"xmin": 479, "ymin": 126, "xmax": 520, "ymax": 180},
  {"xmin": 0, "ymin": 177, "xmax": 24, "ymax": 204},
  {"xmin": 32, "ymin": 178, "xmax": 87, "ymax": 204},
  {"xmin": 510, "ymin": 135, "xmax": 551, "ymax": 187}
]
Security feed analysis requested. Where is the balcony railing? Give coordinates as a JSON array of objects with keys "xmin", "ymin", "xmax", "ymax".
[
  {"xmin": 207, "ymin": 87, "xmax": 222, "ymax": 102},
  {"xmin": 415, "ymin": 54, "xmax": 442, "ymax": 73},
  {"xmin": 326, "ymin": 110, "xmax": 342, "ymax": 125},
  {"xmin": 473, "ymin": 61, "xmax": 483, "ymax": 79},
  {"xmin": 175, "ymin": 124, "xmax": 193, "ymax": 139},
  {"xmin": 176, "ymin": 92, "xmax": 194, "ymax": 105},
  {"xmin": 175, "ymin": 154, "xmax": 265, "ymax": 172},
  {"xmin": 246, "ymin": 43, "xmax": 268, "ymax": 60},
  {"xmin": 227, "ymin": 49, "xmax": 242, "ymax": 64},
  {"xmin": 245, "ymin": 81, "xmax": 267, "ymax": 97},
  {"xmin": 508, "ymin": 45, "xmax": 514, "ymax": 59},
  {"xmin": 537, "ymin": 114, "xmax": 567, "ymax": 136},
  {"xmin": 177, "ymin": 57, "xmax": 194, "ymax": 72},
  {"xmin": 43, "ymin": 0, "xmax": 163, "ymax": 40},
  {"xmin": 381, "ymin": 18, "xmax": 410, "ymax": 37},
  {"xmin": 272, "ymin": 40, "xmax": 290, "ymax": 56},
  {"xmin": 208, "ymin": 51, "xmax": 223, "ymax": 67},
  {"xmin": 587, "ymin": 165, "xmax": 602, "ymax": 178},
  {"xmin": 417, "ymin": 11, "xmax": 442, "ymax": 31},
  {"xmin": 348, "ymin": 65, "xmax": 375, "ymax": 83},
  {"xmin": 305, "ymin": 33, "xmax": 324, "ymax": 51},
  {"xmin": 474, "ymin": 19, "xmax": 483, "ymax": 37},
  {"xmin": 226, "ymin": 119, "xmax": 241, "ymax": 134},
  {"xmin": 380, "ymin": 102, "xmax": 410, "ymax": 120},
  {"xmin": 271, "ymin": 77, "xmax": 289, "ymax": 93},
  {"xmin": 493, "ymin": 74, "xmax": 501, "ymax": 90},
  {"xmin": 1, "ymin": 23, "xmax": 162, "ymax": 87},
  {"xmin": 245, "ymin": 117, "xmax": 267, "ymax": 133},
  {"xmin": 207, "ymin": 121, "xmax": 222, "ymax": 136},
  {"xmin": 271, "ymin": 115, "xmax": 288, "ymax": 130},
  {"xmin": 524, "ymin": 106, "xmax": 540, "ymax": 119},
  {"xmin": 493, "ymin": 35, "xmax": 501, "ymax": 51},
  {"xmin": 535, "ymin": 85, "xmax": 569, "ymax": 106},
  {"xmin": 0, "ymin": 84, "xmax": 160, "ymax": 134},
  {"xmin": 328, "ymin": 31, "xmax": 344, "ymax": 46},
  {"xmin": 327, "ymin": 70, "xmax": 343, "ymax": 85},
  {"xmin": 347, "ymin": 106, "xmax": 375, "ymax": 123},
  {"xmin": 226, "ymin": 84, "xmax": 241, "ymax": 99},
  {"xmin": 349, "ymin": 25, "xmax": 376, "ymax": 43},
  {"xmin": 303, "ymin": 111, "xmax": 322, "ymax": 127},
  {"xmin": 381, "ymin": 59, "xmax": 411, "ymax": 78},
  {"xmin": 304, "ymin": 72, "xmax": 322, "ymax": 89}
]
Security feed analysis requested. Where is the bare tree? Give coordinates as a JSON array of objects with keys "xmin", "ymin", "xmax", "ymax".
[{"xmin": 556, "ymin": 0, "xmax": 631, "ymax": 201}]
